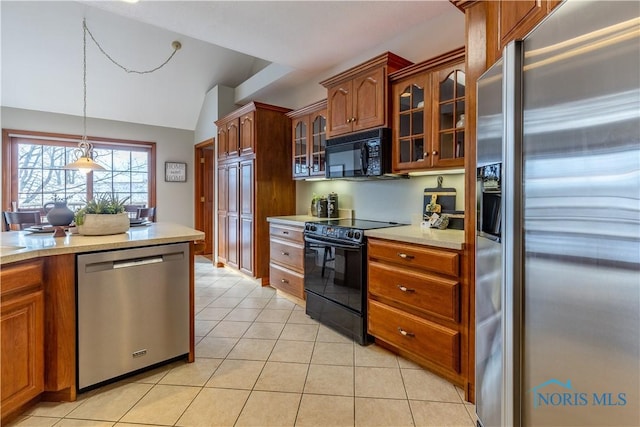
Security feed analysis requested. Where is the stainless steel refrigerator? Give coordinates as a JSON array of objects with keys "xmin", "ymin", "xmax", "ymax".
[{"xmin": 475, "ymin": 1, "xmax": 640, "ymax": 426}]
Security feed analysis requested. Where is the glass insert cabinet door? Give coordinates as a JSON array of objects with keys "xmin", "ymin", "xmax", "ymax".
[
  {"xmin": 395, "ymin": 75, "xmax": 431, "ymax": 169},
  {"xmin": 309, "ymin": 113, "xmax": 327, "ymax": 176},
  {"xmin": 436, "ymin": 66, "xmax": 465, "ymax": 165},
  {"xmin": 293, "ymin": 118, "xmax": 308, "ymax": 177}
]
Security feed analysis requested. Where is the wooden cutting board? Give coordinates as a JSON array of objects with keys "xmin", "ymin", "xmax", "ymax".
[{"xmin": 423, "ymin": 176, "xmax": 457, "ymax": 220}]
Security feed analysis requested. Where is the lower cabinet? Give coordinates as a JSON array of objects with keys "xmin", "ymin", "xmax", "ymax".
[
  {"xmin": 1, "ymin": 259, "xmax": 45, "ymax": 422},
  {"xmin": 367, "ymin": 238, "xmax": 468, "ymax": 388},
  {"xmin": 268, "ymin": 223, "xmax": 305, "ymax": 300}
]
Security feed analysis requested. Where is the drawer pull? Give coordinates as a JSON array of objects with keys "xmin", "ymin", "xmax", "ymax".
[
  {"xmin": 282, "ymin": 231, "xmax": 289, "ymax": 235},
  {"xmin": 397, "ymin": 252, "xmax": 415, "ymax": 260},
  {"xmin": 281, "ymin": 251, "xmax": 290, "ymax": 256},
  {"xmin": 397, "ymin": 327, "xmax": 415, "ymax": 337},
  {"xmin": 281, "ymin": 278, "xmax": 289, "ymax": 284},
  {"xmin": 397, "ymin": 285, "xmax": 415, "ymax": 293}
]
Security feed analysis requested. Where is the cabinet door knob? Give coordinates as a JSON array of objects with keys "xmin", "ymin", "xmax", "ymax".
[
  {"xmin": 281, "ymin": 251, "xmax": 289, "ymax": 256},
  {"xmin": 346, "ymin": 118, "xmax": 351, "ymax": 123},
  {"xmin": 397, "ymin": 252, "xmax": 415, "ymax": 260},
  {"xmin": 281, "ymin": 278, "xmax": 289, "ymax": 284},
  {"xmin": 397, "ymin": 327, "xmax": 415, "ymax": 337},
  {"xmin": 352, "ymin": 117, "xmax": 357, "ymax": 123},
  {"xmin": 424, "ymin": 152, "xmax": 429, "ymax": 158},
  {"xmin": 397, "ymin": 285, "xmax": 415, "ymax": 293},
  {"xmin": 432, "ymin": 150, "xmax": 438, "ymax": 156}
]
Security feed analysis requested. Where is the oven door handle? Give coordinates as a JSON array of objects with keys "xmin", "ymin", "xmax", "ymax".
[{"xmin": 304, "ymin": 235, "xmax": 361, "ymax": 250}]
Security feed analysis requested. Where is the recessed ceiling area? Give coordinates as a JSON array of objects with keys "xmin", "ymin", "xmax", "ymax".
[{"xmin": 1, "ymin": 1, "xmax": 462, "ymax": 131}]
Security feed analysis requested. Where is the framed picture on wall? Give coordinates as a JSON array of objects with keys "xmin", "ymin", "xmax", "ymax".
[{"xmin": 165, "ymin": 161, "xmax": 187, "ymax": 182}]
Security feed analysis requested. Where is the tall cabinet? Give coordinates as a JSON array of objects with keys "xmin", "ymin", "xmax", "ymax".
[{"xmin": 216, "ymin": 102, "xmax": 295, "ymax": 283}]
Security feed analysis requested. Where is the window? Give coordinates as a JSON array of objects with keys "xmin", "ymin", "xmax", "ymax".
[{"xmin": 2, "ymin": 130, "xmax": 156, "ymax": 212}]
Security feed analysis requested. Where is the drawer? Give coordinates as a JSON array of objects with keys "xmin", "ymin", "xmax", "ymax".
[
  {"xmin": 0, "ymin": 259, "xmax": 44, "ymax": 298},
  {"xmin": 368, "ymin": 238, "xmax": 459, "ymax": 277},
  {"xmin": 269, "ymin": 224, "xmax": 304, "ymax": 243},
  {"xmin": 269, "ymin": 263, "xmax": 305, "ymax": 300},
  {"xmin": 368, "ymin": 299, "xmax": 460, "ymax": 373},
  {"xmin": 369, "ymin": 260, "xmax": 460, "ymax": 323},
  {"xmin": 270, "ymin": 238, "xmax": 304, "ymax": 272}
]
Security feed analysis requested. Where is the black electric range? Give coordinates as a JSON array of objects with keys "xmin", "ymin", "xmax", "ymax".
[{"xmin": 302, "ymin": 218, "xmax": 405, "ymax": 344}]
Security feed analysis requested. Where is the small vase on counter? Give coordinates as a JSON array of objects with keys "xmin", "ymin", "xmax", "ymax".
[{"xmin": 44, "ymin": 199, "xmax": 74, "ymax": 237}]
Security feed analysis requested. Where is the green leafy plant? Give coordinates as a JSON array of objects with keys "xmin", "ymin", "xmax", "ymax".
[{"xmin": 74, "ymin": 193, "xmax": 129, "ymax": 225}]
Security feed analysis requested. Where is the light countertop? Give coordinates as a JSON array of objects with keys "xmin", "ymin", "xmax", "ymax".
[
  {"xmin": 267, "ymin": 215, "xmax": 318, "ymax": 227},
  {"xmin": 267, "ymin": 215, "xmax": 465, "ymax": 250},
  {"xmin": 365, "ymin": 225, "xmax": 465, "ymax": 250},
  {"xmin": 0, "ymin": 222, "xmax": 205, "ymax": 265}
]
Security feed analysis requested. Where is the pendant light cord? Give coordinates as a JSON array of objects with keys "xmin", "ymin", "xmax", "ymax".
[{"xmin": 82, "ymin": 19, "xmax": 181, "ymax": 75}]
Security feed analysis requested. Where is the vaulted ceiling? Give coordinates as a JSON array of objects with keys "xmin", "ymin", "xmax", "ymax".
[{"xmin": 1, "ymin": 1, "xmax": 462, "ymax": 131}]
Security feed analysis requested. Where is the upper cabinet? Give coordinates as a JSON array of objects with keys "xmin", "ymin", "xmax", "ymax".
[
  {"xmin": 390, "ymin": 47, "xmax": 465, "ymax": 172},
  {"xmin": 320, "ymin": 52, "xmax": 413, "ymax": 139},
  {"xmin": 489, "ymin": 0, "xmax": 561, "ymax": 63},
  {"xmin": 217, "ymin": 111, "xmax": 256, "ymax": 160},
  {"xmin": 287, "ymin": 100, "xmax": 328, "ymax": 179}
]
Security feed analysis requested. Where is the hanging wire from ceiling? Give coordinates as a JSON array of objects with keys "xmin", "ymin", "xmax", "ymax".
[
  {"xmin": 64, "ymin": 19, "xmax": 183, "ymax": 173},
  {"xmin": 82, "ymin": 18, "xmax": 182, "ymax": 75}
]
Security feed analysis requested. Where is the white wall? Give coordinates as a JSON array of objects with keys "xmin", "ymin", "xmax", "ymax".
[
  {"xmin": 194, "ymin": 85, "xmax": 236, "ymax": 144},
  {"xmin": 2, "ymin": 107, "xmax": 195, "ymax": 226}
]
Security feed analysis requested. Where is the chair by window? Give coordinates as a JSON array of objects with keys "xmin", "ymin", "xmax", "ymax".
[
  {"xmin": 136, "ymin": 207, "xmax": 155, "ymax": 222},
  {"xmin": 124, "ymin": 204, "xmax": 145, "ymax": 219},
  {"xmin": 3, "ymin": 211, "xmax": 42, "ymax": 231}
]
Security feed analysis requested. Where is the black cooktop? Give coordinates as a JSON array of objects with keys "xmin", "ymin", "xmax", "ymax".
[{"xmin": 307, "ymin": 218, "xmax": 405, "ymax": 230}]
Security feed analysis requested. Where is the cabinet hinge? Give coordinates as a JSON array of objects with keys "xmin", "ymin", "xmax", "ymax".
[
  {"xmin": 200, "ymin": 157, "xmax": 205, "ymax": 164},
  {"xmin": 200, "ymin": 197, "xmax": 205, "ymax": 202}
]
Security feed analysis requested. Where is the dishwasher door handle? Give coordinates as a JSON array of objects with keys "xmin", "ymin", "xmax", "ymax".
[{"xmin": 113, "ymin": 257, "xmax": 164, "ymax": 269}]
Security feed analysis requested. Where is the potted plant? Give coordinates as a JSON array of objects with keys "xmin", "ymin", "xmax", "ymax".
[{"xmin": 74, "ymin": 193, "xmax": 130, "ymax": 235}]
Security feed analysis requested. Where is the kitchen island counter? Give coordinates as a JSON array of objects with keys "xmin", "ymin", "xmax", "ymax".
[
  {"xmin": 0, "ymin": 222, "xmax": 204, "ymax": 420},
  {"xmin": 0, "ymin": 222, "xmax": 204, "ymax": 265},
  {"xmin": 365, "ymin": 225, "xmax": 464, "ymax": 250}
]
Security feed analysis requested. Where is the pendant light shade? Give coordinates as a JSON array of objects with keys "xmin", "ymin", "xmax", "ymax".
[{"xmin": 64, "ymin": 137, "xmax": 105, "ymax": 174}]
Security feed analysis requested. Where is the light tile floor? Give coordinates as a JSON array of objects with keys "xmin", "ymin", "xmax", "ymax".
[{"xmin": 10, "ymin": 256, "xmax": 476, "ymax": 427}]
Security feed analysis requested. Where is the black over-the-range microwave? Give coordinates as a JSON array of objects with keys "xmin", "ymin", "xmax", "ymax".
[{"xmin": 325, "ymin": 128, "xmax": 395, "ymax": 179}]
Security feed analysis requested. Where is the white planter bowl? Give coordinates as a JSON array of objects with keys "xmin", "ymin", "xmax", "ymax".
[{"xmin": 78, "ymin": 213, "xmax": 130, "ymax": 236}]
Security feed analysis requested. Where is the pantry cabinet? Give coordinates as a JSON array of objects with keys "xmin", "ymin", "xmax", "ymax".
[
  {"xmin": 287, "ymin": 99, "xmax": 328, "ymax": 179},
  {"xmin": 215, "ymin": 102, "xmax": 295, "ymax": 283},
  {"xmin": 367, "ymin": 237, "xmax": 468, "ymax": 388},
  {"xmin": 390, "ymin": 47, "xmax": 466, "ymax": 172},
  {"xmin": 320, "ymin": 52, "xmax": 412, "ymax": 138},
  {"xmin": 1, "ymin": 259, "xmax": 44, "ymax": 422}
]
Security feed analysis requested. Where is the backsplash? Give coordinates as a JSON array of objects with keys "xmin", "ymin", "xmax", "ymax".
[{"xmin": 296, "ymin": 172, "xmax": 465, "ymax": 224}]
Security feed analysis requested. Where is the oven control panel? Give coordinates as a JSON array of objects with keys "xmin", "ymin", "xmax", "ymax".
[{"xmin": 304, "ymin": 223, "xmax": 365, "ymax": 244}]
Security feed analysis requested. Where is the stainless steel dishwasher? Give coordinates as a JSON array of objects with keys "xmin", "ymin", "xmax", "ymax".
[{"xmin": 77, "ymin": 242, "xmax": 190, "ymax": 391}]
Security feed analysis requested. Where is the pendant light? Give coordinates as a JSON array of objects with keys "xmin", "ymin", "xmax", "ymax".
[
  {"xmin": 64, "ymin": 19, "xmax": 104, "ymax": 174},
  {"xmin": 64, "ymin": 19, "xmax": 182, "ymax": 174}
]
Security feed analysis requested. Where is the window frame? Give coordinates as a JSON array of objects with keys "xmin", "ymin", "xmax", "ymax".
[{"xmin": 2, "ymin": 129, "xmax": 157, "ymax": 213}]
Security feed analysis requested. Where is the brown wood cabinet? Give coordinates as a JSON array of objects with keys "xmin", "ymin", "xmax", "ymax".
[
  {"xmin": 269, "ymin": 223, "xmax": 305, "ymax": 300},
  {"xmin": 390, "ymin": 47, "xmax": 466, "ymax": 172},
  {"xmin": 287, "ymin": 100, "xmax": 328, "ymax": 179},
  {"xmin": 320, "ymin": 52, "xmax": 412, "ymax": 138},
  {"xmin": 367, "ymin": 237, "xmax": 469, "ymax": 390},
  {"xmin": 215, "ymin": 102, "xmax": 295, "ymax": 284},
  {"xmin": 1, "ymin": 259, "xmax": 45, "ymax": 423},
  {"xmin": 487, "ymin": 0, "xmax": 561, "ymax": 64}
]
